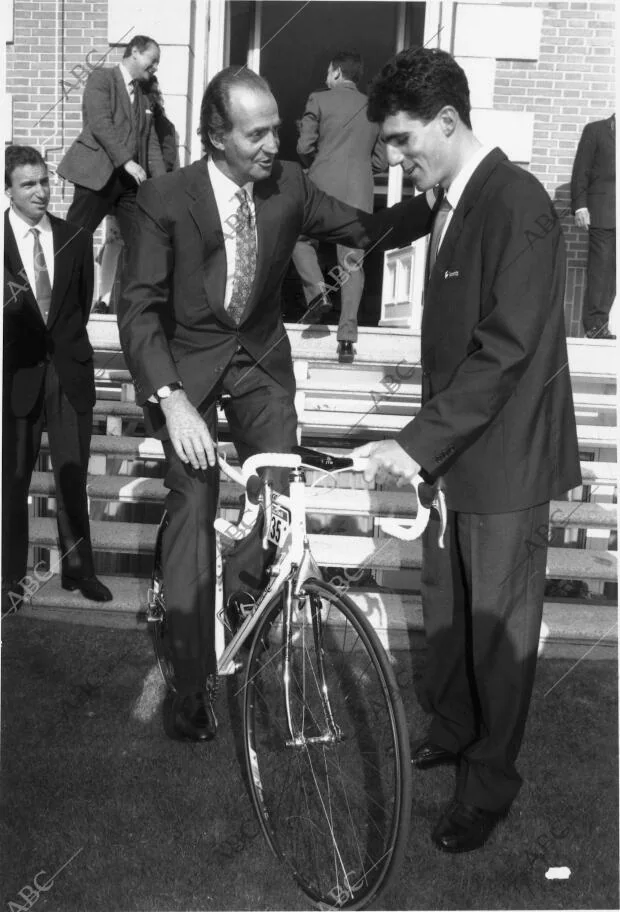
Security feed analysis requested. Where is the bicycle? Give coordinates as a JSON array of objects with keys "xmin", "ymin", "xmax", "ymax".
[{"xmin": 147, "ymin": 444, "xmax": 447, "ymax": 910}]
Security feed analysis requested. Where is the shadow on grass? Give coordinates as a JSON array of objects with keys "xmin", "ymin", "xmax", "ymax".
[{"xmin": 0, "ymin": 615, "xmax": 617, "ymax": 911}]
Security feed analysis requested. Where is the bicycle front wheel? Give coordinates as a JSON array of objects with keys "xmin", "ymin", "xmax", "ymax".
[{"xmin": 244, "ymin": 578, "xmax": 411, "ymax": 910}]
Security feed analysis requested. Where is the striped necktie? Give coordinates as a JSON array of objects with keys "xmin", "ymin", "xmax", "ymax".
[
  {"xmin": 30, "ymin": 227, "xmax": 52, "ymax": 323},
  {"xmin": 428, "ymin": 195, "xmax": 452, "ymax": 275},
  {"xmin": 227, "ymin": 189, "xmax": 257, "ymax": 325}
]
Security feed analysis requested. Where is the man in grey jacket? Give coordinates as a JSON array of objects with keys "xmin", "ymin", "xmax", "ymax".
[
  {"xmin": 57, "ymin": 35, "xmax": 166, "ymax": 244},
  {"xmin": 292, "ymin": 51, "xmax": 386, "ymax": 361}
]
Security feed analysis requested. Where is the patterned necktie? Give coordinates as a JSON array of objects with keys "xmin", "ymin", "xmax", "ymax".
[
  {"xmin": 428, "ymin": 195, "xmax": 452, "ymax": 275},
  {"xmin": 130, "ymin": 79, "xmax": 141, "ymax": 122},
  {"xmin": 30, "ymin": 227, "xmax": 52, "ymax": 323},
  {"xmin": 227, "ymin": 189, "xmax": 257, "ymax": 325}
]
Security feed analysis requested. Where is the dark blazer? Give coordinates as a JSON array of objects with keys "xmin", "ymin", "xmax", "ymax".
[
  {"xmin": 570, "ymin": 116, "xmax": 615, "ymax": 228},
  {"xmin": 396, "ymin": 148, "xmax": 581, "ymax": 514},
  {"xmin": 118, "ymin": 158, "xmax": 431, "ymax": 435},
  {"xmin": 57, "ymin": 65, "xmax": 166, "ymax": 191},
  {"xmin": 297, "ymin": 84, "xmax": 387, "ymax": 212},
  {"xmin": 3, "ymin": 211, "xmax": 95, "ymax": 416}
]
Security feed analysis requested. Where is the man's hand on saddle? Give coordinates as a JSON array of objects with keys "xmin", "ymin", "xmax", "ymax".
[
  {"xmin": 160, "ymin": 391, "xmax": 217, "ymax": 470},
  {"xmin": 352, "ymin": 439, "xmax": 421, "ymax": 487}
]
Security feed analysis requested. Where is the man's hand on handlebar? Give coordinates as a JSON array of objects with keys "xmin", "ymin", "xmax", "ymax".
[
  {"xmin": 160, "ymin": 390, "xmax": 217, "ymax": 470},
  {"xmin": 352, "ymin": 440, "xmax": 421, "ymax": 487}
]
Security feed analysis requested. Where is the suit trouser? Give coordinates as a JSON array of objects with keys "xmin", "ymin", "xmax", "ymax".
[
  {"xmin": 583, "ymin": 226, "xmax": 616, "ymax": 332},
  {"xmin": 292, "ymin": 238, "xmax": 365, "ymax": 342},
  {"xmin": 160, "ymin": 348, "xmax": 298, "ymax": 694},
  {"xmin": 421, "ymin": 502, "xmax": 549, "ymax": 811},
  {"xmin": 2, "ymin": 362, "xmax": 95, "ymax": 588},
  {"xmin": 66, "ymin": 170, "xmax": 140, "ymax": 247}
]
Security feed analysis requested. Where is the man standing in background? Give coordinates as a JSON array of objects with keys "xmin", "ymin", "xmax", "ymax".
[
  {"xmin": 3, "ymin": 145, "xmax": 112, "ymax": 612},
  {"xmin": 570, "ymin": 113, "xmax": 616, "ymax": 339},
  {"xmin": 57, "ymin": 35, "xmax": 166, "ymax": 251},
  {"xmin": 292, "ymin": 51, "xmax": 387, "ymax": 362}
]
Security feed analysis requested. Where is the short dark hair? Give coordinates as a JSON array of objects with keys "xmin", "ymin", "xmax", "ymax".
[
  {"xmin": 199, "ymin": 66, "xmax": 272, "ymax": 152},
  {"xmin": 123, "ymin": 35, "xmax": 159, "ymax": 58},
  {"xmin": 5, "ymin": 145, "xmax": 47, "ymax": 188},
  {"xmin": 367, "ymin": 47, "xmax": 472, "ymax": 130},
  {"xmin": 330, "ymin": 51, "xmax": 363, "ymax": 85}
]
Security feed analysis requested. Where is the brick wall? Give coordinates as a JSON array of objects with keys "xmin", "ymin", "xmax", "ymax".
[{"xmin": 494, "ymin": 1, "xmax": 615, "ymax": 336}]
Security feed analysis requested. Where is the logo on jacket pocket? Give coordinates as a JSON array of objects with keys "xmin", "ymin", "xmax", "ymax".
[{"xmin": 444, "ymin": 269, "xmax": 460, "ymax": 279}]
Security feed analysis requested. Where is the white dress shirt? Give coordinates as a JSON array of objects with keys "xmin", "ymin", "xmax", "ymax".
[
  {"xmin": 8, "ymin": 206, "xmax": 55, "ymax": 293},
  {"xmin": 207, "ymin": 157, "xmax": 256, "ymax": 309},
  {"xmin": 437, "ymin": 144, "xmax": 493, "ymax": 252}
]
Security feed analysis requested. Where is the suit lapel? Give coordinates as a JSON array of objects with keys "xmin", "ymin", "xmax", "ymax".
[
  {"xmin": 185, "ymin": 160, "xmax": 228, "ymax": 319},
  {"xmin": 115, "ymin": 65, "xmax": 132, "ymax": 122},
  {"xmin": 3, "ymin": 210, "xmax": 45, "ymax": 324},
  {"xmin": 244, "ymin": 174, "xmax": 282, "ymax": 319},
  {"xmin": 47, "ymin": 216, "xmax": 79, "ymax": 328},
  {"xmin": 432, "ymin": 148, "xmax": 507, "ymax": 281}
]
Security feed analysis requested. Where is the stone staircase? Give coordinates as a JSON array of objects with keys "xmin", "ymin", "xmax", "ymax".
[{"xmin": 21, "ymin": 321, "xmax": 618, "ymax": 658}]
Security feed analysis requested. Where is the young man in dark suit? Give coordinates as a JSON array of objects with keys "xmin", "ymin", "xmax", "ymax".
[
  {"xmin": 3, "ymin": 145, "xmax": 112, "ymax": 611},
  {"xmin": 354, "ymin": 48, "xmax": 581, "ymax": 852},
  {"xmin": 571, "ymin": 113, "xmax": 616, "ymax": 339},
  {"xmin": 57, "ymin": 34, "xmax": 166, "ymax": 244},
  {"xmin": 293, "ymin": 51, "xmax": 387, "ymax": 361},
  {"xmin": 118, "ymin": 67, "xmax": 432, "ymax": 743}
]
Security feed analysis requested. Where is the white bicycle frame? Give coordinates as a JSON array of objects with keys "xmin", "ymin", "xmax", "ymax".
[{"xmin": 212, "ymin": 451, "xmax": 446, "ymax": 676}]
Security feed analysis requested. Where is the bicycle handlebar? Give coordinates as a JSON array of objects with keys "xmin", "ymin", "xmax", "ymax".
[{"xmin": 216, "ymin": 447, "xmax": 447, "ymax": 547}]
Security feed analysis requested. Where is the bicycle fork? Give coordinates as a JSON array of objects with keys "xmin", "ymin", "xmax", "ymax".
[{"xmin": 283, "ymin": 577, "xmax": 343, "ymax": 748}]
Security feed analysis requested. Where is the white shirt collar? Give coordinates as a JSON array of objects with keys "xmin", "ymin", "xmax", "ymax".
[
  {"xmin": 119, "ymin": 61, "xmax": 135, "ymax": 93},
  {"xmin": 444, "ymin": 145, "xmax": 493, "ymax": 211},
  {"xmin": 207, "ymin": 157, "xmax": 254, "ymax": 206},
  {"xmin": 8, "ymin": 205, "xmax": 52, "ymax": 239}
]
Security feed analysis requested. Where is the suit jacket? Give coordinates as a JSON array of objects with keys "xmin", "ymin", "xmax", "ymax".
[
  {"xmin": 570, "ymin": 116, "xmax": 615, "ymax": 228},
  {"xmin": 396, "ymin": 148, "xmax": 581, "ymax": 514},
  {"xmin": 3, "ymin": 211, "xmax": 95, "ymax": 416},
  {"xmin": 118, "ymin": 158, "xmax": 431, "ymax": 436},
  {"xmin": 297, "ymin": 84, "xmax": 387, "ymax": 213},
  {"xmin": 57, "ymin": 66, "xmax": 166, "ymax": 191}
]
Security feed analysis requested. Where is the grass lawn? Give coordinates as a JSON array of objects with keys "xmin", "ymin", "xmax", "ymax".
[{"xmin": 1, "ymin": 614, "xmax": 617, "ymax": 911}]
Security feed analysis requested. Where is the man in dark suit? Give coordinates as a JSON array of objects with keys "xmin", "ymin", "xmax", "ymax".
[
  {"xmin": 57, "ymin": 34, "xmax": 166, "ymax": 245},
  {"xmin": 3, "ymin": 145, "xmax": 112, "ymax": 611},
  {"xmin": 293, "ymin": 51, "xmax": 387, "ymax": 361},
  {"xmin": 118, "ymin": 67, "xmax": 432, "ymax": 743},
  {"xmin": 355, "ymin": 49, "xmax": 581, "ymax": 852},
  {"xmin": 570, "ymin": 113, "xmax": 616, "ymax": 339}
]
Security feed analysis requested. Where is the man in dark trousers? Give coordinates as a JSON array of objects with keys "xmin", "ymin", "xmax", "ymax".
[
  {"xmin": 354, "ymin": 49, "xmax": 581, "ymax": 853},
  {"xmin": 571, "ymin": 113, "xmax": 616, "ymax": 339},
  {"xmin": 118, "ymin": 67, "xmax": 432, "ymax": 744},
  {"xmin": 293, "ymin": 51, "xmax": 386, "ymax": 362},
  {"xmin": 3, "ymin": 146, "xmax": 112, "ymax": 612},
  {"xmin": 57, "ymin": 34, "xmax": 166, "ymax": 244}
]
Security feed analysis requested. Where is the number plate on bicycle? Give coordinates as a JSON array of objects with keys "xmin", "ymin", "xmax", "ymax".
[{"xmin": 267, "ymin": 496, "xmax": 290, "ymax": 546}]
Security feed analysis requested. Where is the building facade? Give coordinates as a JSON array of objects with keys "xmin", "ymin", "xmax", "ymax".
[{"xmin": 3, "ymin": 0, "xmax": 616, "ymax": 335}]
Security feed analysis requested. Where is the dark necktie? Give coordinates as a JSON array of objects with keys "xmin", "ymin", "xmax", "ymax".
[
  {"xmin": 30, "ymin": 227, "xmax": 52, "ymax": 323},
  {"xmin": 131, "ymin": 79, "xmax": 141, "ymax": 126},
  {"xmin": 227, "ymin": 189, "xmax": 257, "ymax": 325},
  {"xmin": 428, "ymin": 195, "xmax": 452, "ymax": 275}
]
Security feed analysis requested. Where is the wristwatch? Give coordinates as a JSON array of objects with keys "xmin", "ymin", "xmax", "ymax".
[{"xmin": 155, "ymin": 381, "xmax": 184, "ymax": 401}]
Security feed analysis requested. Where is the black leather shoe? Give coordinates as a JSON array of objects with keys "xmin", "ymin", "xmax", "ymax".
[
  {"xmin": 585, "ymin": 326, "xmax": 616, "ymax": 340},
  {"xmin": 337, "ymin": 341, "xmax": 354, "ymax": 363},
  {"xmin": 165, "ymin": 691, "xmax": 217, "ymax": 742},
  {"xmin": 432, "ymin": 800, "xmax": 508, "ymax": 853},
  {"xmin": 411, "ymin": 739, "xmax": 458, "ymax": 769},
  {"xmin": 61, "ymin": 575, "xmax": 113, "ymax": 602}
]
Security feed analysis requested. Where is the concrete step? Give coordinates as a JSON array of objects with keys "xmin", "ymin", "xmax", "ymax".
[
  {"xmin": 17, "ymin": 574, "xmax": 617, "ymax": 661},
  {"xmin": 29, "ymin": 472, "xmax": 618, "ymax": 529},
  {"xmin": 29, "ymin": 517, "xmax": 618, "ymax": 580}
]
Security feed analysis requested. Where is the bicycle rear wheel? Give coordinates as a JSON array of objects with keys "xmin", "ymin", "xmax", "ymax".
[
  {"xmin": 148, "ymin": 512, "xmax": 177, "ymax": 693},
  {"xmin": 244, "ymin": 578, "xmax": 411, "ymax": 910}
]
